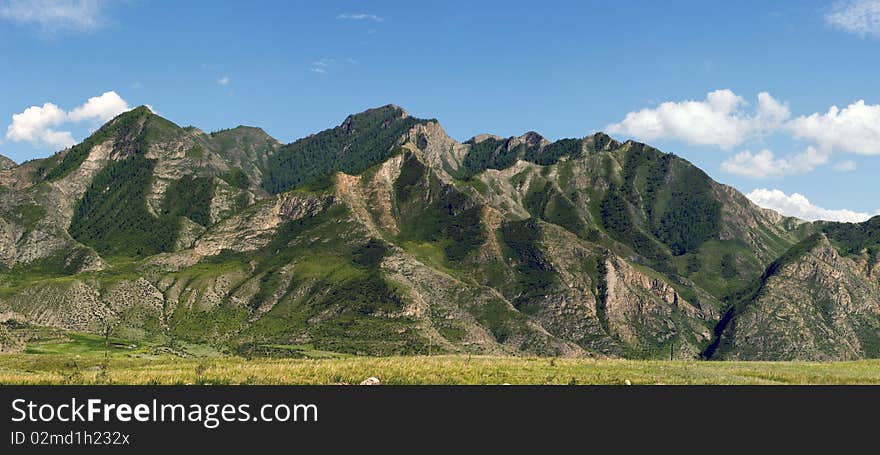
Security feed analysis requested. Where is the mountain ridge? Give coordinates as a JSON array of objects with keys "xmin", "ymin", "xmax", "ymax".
[{"xmin": 0, "ymin": 104, "xmax": 876, "ymax": 360}]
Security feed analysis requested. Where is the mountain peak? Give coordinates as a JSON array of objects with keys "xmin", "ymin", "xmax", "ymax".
[
  {"xmin": 518, "ymin": 131, "xmax": 546, "ymax": 147},
  {"xmin": 339, "ymin": 104, "xmax": 411, "ymax": 134},
  {"xmin": 264, "ymin": 104, "xmax": 425, "ymax": 193},
  {"xmin": 115, "ymin": 105, "xmax": 154, "ymax": 121},
  {"xmin": 585, "ymin": 132, "xmax": 621, "ymax": 152},
  {"xmin": 210, "ymin": 125, "xmax": 277, "ymax": 141},
  {"xmin": 102, "ymin": 105, "xmax": 185, "ymax": 132},
  {"xmin": 382, "ymin": 103, "xmax": 409, "ymax": 117},
  {"xmin": 92, "ymin": 105, "xmax": 182, "ymax": 140},
  {"xmin": 232, "ymin": 125, "xmax": 267, "ymax": 133},
  {"xmin": 466, "ymin": 133, "xmax": 504, "ymax": 144},
  {"xmin": 34, "ymin": 104, "xmax": 185, "ymax": 182},
  {"xmin": 354, "ymin": 104, "xmax": 409, "ymax": 119}
]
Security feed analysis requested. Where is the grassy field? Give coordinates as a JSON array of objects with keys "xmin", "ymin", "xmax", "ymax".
[{"xmin": 1, "ymin": 332, "xmax": 879, "ymax": 384}]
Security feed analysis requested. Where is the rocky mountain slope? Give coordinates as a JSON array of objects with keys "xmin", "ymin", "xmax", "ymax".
[
  {"xmin": 0, "ymin": 105, "xmax": 876, "ymax": 360},
  {"xmin": 0, "ymin": 155, "xmax": 15, "ymax": 171}
]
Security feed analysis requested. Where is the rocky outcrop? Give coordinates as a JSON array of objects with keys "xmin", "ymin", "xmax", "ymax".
[
  {"xmin": 0, "ymin": 185, "xmax": 104, "ymax": 271},
  {"xmin": 209, "ymin": 178, "xmax": 248, "ymax": 223},
  {"xmin": 381, "ymin": 249, "xmax": 584, "ymax": 357},
  {"xmin": 712, "ymin": 182, "xmax": 803, "ymax": 263},
  {"xmin": 53, "ymin": 140, "xmax": 116, "ymax": 217},
  {"xmin": 173, "ymin": 217, "xmax": 206, "ymax": 251},
  {"xmin": 206, "ymin": 125, "xmax": 281, "ymax": 193},
  {"xmin": 194, "ymin": 192, "xmax": 333, "ymax": 257},
  {"xmin": 336, "ymin": 156, "xmax": 405, "ymax": 237},
  {"xmin": 0, "ymin": 155, "xmax": 15, "ymax": 170},
  {"xmin": 402, "ymin": 121, "xmax": 470, "ymax": 178},
  {"xmin": 601, "ymin": 255, "xmax": 712, "ymax": 357}
]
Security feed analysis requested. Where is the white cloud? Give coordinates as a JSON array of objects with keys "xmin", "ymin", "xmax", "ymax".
[
  {"xmin": 0, "ymin": 0, "xmax": 106, "ymax": 32},
  {"xmin": 826, "ymin": 0, "xmax": 880, "ymax": 37},
  {"xmin": 610, "ymin": 90, "xmax": 880, "ymax": 179},
  {"xmin": 721, "ymin": 147, "xmax": 829, "ymax": 179},
  {"xmin": 746, "ymin": 188, "xmax": 875, "ymax": 222},
  {"xmin": 4, "ymin": 91, "xmax": 130, "ymax": 150},
  {"xmin": 833, "ymin": 160, "xmax": 858, "ymax": 171},
  {"xmin": 755, "ymin": 91, "xmax": 791, "ymax": 128},
  {"xmin": 606, "ymin": 90, "xmax": 788, "ymax": 149},
  {"xmin": 787, "ymin": 100, "xmax": 880, "ymax": 155},
  {"xmin": 68, "ymin": 91, "xmax": 129, "ymax": 122},
  {"xmin": 217, "ymin": 76, "xmax": 230, "ymax": 86},
  {"xmin": 4, "ymin": 102, "xmax": 74, "ymax": 149},
  {"xmin": 39, "ymin": 129, "xmax": 76, "ymax": 148},
  {"xmin": 337, "ymin": 13, "xmax": 383, "ymax": 22}
]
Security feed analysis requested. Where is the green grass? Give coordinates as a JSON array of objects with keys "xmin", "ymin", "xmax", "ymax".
[
  {"xmin": 673, "ymin": 239, "xmax": 761, "ymax": 301},
  {"xmin": 2, "ymin": 326, "xmax": 877, "ymax": 384},
  {"xmin": 1, "ymin": 352, "xmax": 878, "ymax": 385},
  {"xmin": 231, "ymin": 344, "xmax": 352, "ymax": 359},
  {"xmin": 471, "ymin": 299, "xmax": 528, "ymax": 344},
  {"xmin": 174, "ymin": 204, "xmax": 424, "ymax": 355},
  {"xmin": 23, "ymin": 333, "xmax": 147, "ymax": 356}
]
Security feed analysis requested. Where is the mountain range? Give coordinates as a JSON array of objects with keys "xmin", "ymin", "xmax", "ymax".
[{"xmin": 1, "ymin": 105, "xmax": 878, "ymax": 360}]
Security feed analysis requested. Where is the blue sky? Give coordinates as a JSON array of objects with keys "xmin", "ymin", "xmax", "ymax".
[{"xmin": 2, "ymin": 0, "xmax": 880, "ymax": 222}]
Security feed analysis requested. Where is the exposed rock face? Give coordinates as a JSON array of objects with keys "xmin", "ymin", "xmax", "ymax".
[
  {"xmin": 209, "ymin": 178, "xmax": 248, "ymax": 223},
  {"xmin": 0, "ymin": 155, "xmax": 15, "ymax": 170},
  {"xmin": 716, "ymin": 235, "xmax": 880, "ymax": 360},
  {"xmin": 206, "ymin": 126, "xmax": 281, "ymax": 194},
  {"xmin": 194, "ymin": 192, "xmax": 333, "ymax": 257},
  {"xmin": 602, "ymin": 255, "xmax": 712, "ymax": 357},
  {"xmin": 403, "ymin": 121, "xmax": 470, "ymax": 177},
  {"xmin": 381, "ymin": 249, "xmax": 585, "ymax": 357},
  {"xmin": 173, "ymin": 217, "xmax": 206, "ymax": 251},
  {"xmin": 471, "ymin": 161, "xmax": 539, "ymax": 219},
  {"xmin": 711, "ymin": 182, "xmax": 802, "ymax": 263},
  {"xmin": 0, "ymin": 329, "xmax": 23, "ymax": 353},
  {"xmin": 0, "ymin": 183, "xmax": 105, "ymax": 271},
  {"xmin": 0, "ymin": 161, "xmax": 38, "ymax": 191},
  {"xmin": 53, "ymin": 140, "xmax": 116, "ymax": 215},
  {"xmin": 335, "ymin": 157, "xmax": 403, "ymax": 237}
]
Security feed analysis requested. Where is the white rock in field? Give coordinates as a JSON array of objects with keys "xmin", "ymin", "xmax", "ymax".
[
  {"xmin": 360, "ymin": 377, "xmax": 381, "ymax": 385},
  {"xmin": 624, "ymin": 379, "xmax": 632, "ymax": 386}
]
